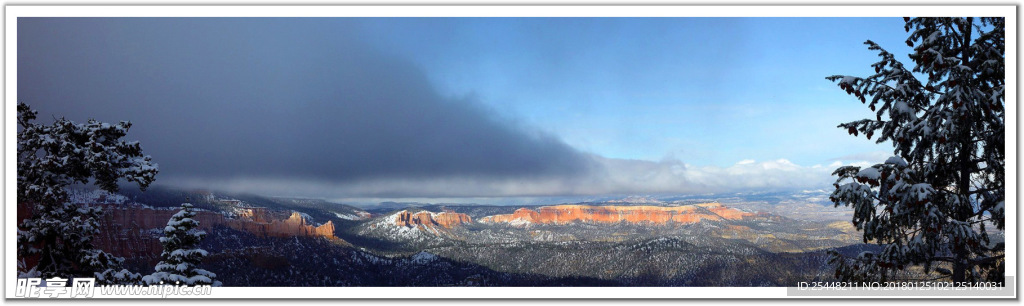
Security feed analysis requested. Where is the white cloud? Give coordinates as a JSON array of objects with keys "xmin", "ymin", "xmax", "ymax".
[
  {"xmin": 164, "ymin": 155, "xmax": 869, "ymax": 199},
  {"xmin": 829, "ymin": 150, "xmax": 894, "ymax": 164},
  {"xmin": 679, "ymin": 158, "xmax": 830, "ymax": 192}
]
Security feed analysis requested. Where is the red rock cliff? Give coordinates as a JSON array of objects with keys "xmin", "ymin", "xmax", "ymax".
[
  {"xmin": 92, "ymin": 206, "xmax": 229, "ymax": 262},
  {"xmin": 479, "ymin": 203, "xmax": 752, "ymax": 225},
  {"xmin": 231, "ymin": 211, "xmax": 336, "ymax": 238},
  {"xmin": 394, "ymin": 210, "xmax": 472, "ymax": 229},
  {"xmin": 89, "ymin": 205, "xmax": 337, "ymax": 262}
]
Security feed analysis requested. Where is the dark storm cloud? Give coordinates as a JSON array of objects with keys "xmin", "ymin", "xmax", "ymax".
[{"xmin": 17, "ymin": 18, "xmax": 594, "ymax": 190}]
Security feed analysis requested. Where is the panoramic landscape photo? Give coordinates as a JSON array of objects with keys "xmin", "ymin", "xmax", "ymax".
[{"xmin": 15, "ymin": 16, "xmax": 1005, "ymax": 289}]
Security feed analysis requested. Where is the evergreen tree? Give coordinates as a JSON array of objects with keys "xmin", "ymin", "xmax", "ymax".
[
  {"xmin": 826, "ymin": 17, "xmax": 1004, "ymax": 283},
  {"xmin": 17, "ymin": 102, "xmax": 158, "ymax": 284},
  {"xmin": 143, "ymin": 202, "xmax": 220, "ymax": 286}
]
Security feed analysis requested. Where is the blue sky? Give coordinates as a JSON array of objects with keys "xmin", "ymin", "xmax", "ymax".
[
  {"xmin": 19, "ymin": 17, "xmax": 918, "ymax": 200},
  {"xmin": 358, "ymin": 17, "xmax": 911, "ymax": 166}
]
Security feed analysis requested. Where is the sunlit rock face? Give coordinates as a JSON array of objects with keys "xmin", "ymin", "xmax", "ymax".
[
  {"xmin": 481, "ymin": 208, "xmax": 541, "ymax": 223},
  {"xmin": 232, "ymin": 211, "xmax": 336, "ymax": 238},
  {"xmin": 90, "ymin": 205, "xmax": 338, "ymax": 261},
  {"xmin": 394, "ymin": 210, "xmax": 472, "ymax": 229},
  {"xmin": 699, "ymin": 203, "xmax": 751, "ymax": 220},
  {"xmin": 478, "ymin": 203, "xmax": 752, "ymax": 225},
  {"xmin": 357, "ymin": 210, "xmax": 473, "ymax": 240}
]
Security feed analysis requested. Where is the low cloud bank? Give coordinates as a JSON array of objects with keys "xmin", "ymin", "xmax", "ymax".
[{"xmin": 164, "ymin": 156, "xmax": 875, "ymax": 199}]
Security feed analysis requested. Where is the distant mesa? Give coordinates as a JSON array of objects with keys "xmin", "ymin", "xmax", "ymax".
[
  {"xmin": 232, "ymin": 208, "xmax": 337, "ymax": 239},
  {"xmin": 478, "ymin": 203, "xmax": 752, "ymax": 225},
  {"xmin": 394, "ymin": 210, "xmax": 472, "ymax": 229},
  {"xmin": 360, "ymin": 209, "xmax": 474, "ymax": 239}
]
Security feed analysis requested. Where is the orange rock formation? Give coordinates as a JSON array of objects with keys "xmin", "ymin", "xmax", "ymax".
[
  {"xmin": 232, "ymin": 211, "xmax": 336, "ymax": 238},
  {"xmin": 394, "ymin": 210, "xmax": 472, "ymax": 229},
  {"xmin": 89, "ymin": 205, "xmax": 337, "ymax": 262},
  {"xmin": 479, "ymin": 203, "xmax": 752, "ymax": 225}
]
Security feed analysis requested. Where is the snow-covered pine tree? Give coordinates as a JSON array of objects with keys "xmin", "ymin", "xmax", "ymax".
[
  {"xmin": 17, "ymin": 102, "xmax": 158, "ymax": 284},
  {"xmin": 826, "ymin": 17, "xmax": 1004, "ymax": 283},
  {"xmin": 143, "ymin": 202, "xmax": 220, "ymax": 286}
]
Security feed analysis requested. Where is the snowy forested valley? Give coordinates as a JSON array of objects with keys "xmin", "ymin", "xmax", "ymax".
[{"xmin": 19, "ymin": 186, "xmax": 912, "ymax": 287}]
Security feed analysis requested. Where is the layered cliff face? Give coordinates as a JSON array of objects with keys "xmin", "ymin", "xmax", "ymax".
[
  {"xmin": 90, "ymin": 205, "xmax": 338, "ymax": 262},
  {"xmin": 698, "ymin": 202, "xmax": 751, "ymax": 220},
  {"xmin": 483, "ymin": 208, "xmax": 541, "ymax": 224},
  {"xmin": 358, "ymin": 210, "xmax": 473, "ymax": 241},
  {"xmin": 93, "ymin": 206, "xmax": 228, "ymax": 262},
  {"xmin": 394, "ymin": 210, "xmax": 472, "ymax": 229},
  {"xmin": 232, "ymin": 211, "xmax": 336, "ymax": 238},
  {"xmin": 100, "ymin": 205, "xmax": 227, "ymax": 230},
  {"xmin": 478, "ymin": 203, "xmax": 752, "ymax": 225}
]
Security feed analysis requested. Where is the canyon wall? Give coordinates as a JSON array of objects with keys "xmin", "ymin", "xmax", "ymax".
[
  {"xmin": 479, "ymin": 203, "xmax": 753, "ymax": 225},
  {"xmin": 229, "ymin": 210, "xmax": 336, "ymax": 238},
  {"xmin": 394, "ymin": 210, "xmax": 472, "ymax": 229},
  {"xmin": 90, "ymin": 205, "xmax": 336, "ymax": 262}
]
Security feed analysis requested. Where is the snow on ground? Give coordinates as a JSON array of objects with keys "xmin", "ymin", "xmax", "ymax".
[
  {"xmin": 294, "ymin": 211, "xmax": 320, "ymax": 226},
  {"xmin": 357, "ymin": 210, "xmax": 443, "ymax": 242},
  {"xmin": 410, "ymin": 251, "xmax": 438, "ymax": 264},
  {"xmin": 334, "ymin": 212, "xmax": 368, "ymax": 221}
]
